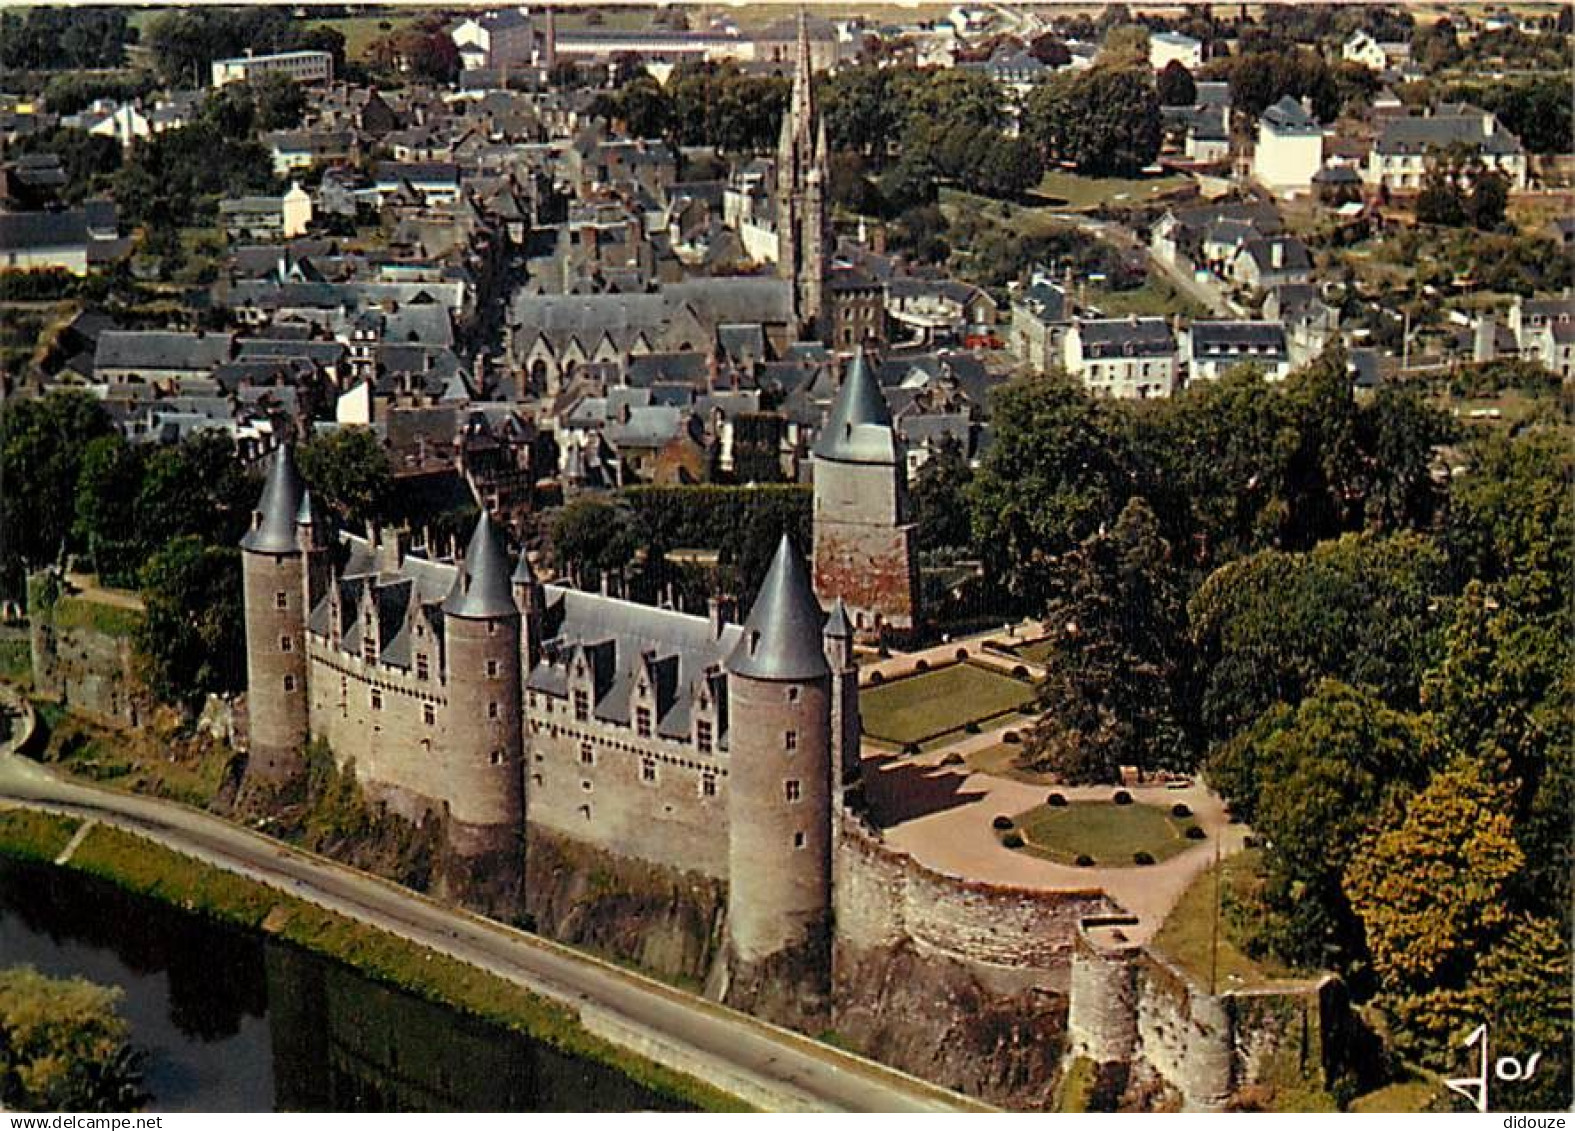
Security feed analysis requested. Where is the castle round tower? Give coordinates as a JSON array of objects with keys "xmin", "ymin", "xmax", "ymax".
[
  {"xmin": 240, "ymin": 445, "xmax": 310, "ymax": 784},
  {"xmin": 724, "ymin": 535, "xmax": 834, "ymax": 979},
  {"xmin": 439, "ymin": 511, "xmax": 524, "ymax": 911}
]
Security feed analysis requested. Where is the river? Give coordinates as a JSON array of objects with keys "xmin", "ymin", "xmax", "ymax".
[{"xmin": 0, "ymin": 858, "xmax": 686, "ymax": 1112}]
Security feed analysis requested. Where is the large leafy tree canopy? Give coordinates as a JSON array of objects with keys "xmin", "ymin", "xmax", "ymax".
[{"xmin": 0, "ymin": 965, "xmax": 146, "ymax": 1112}]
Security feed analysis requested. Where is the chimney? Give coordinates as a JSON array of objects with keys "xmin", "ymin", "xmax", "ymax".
[
  {"xmin": 708, "ymin": 594, "xmax": 735, "ymax": 638},
  {"xmin": 1271, "ymin": 241, "xmax": 1284, "ymax": 269}
]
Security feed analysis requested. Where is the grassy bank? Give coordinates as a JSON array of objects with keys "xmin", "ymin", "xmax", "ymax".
[{"xmin": 0, "ymin": 811, "xmax": 748, "ymax": 1112}]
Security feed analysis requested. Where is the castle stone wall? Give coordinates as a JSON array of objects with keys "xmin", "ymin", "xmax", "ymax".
[
  {"xmin": 835, "ymin": 813, "xmax": 1113, "ymax": 980},
  {"xmin": 525, "ymin": 689, "xmax": 730, "ymax": 880},
  {"xmin": 28, "ymin": 615, "xmax": 146, "ymax": 728}
]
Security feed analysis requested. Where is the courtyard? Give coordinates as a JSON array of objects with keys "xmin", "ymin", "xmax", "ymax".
[{"xmin": 1003, "ymin": 798, "xmax": 1199, "ymax": 867}]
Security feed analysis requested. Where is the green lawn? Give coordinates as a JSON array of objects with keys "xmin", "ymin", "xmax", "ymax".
[
  {"xmin": 1012, "ymin": 639, "xmax": 1055, "ymax": 664},
  {"xmin": 0, "ymin": 637, "xmax": 31, "ymax": 688},
  {"xmin": 310, "ymin": 15, "xmax": 413, "ymax": 60},
  {"xmin": 1348, "ymin": 1076, "xmax": 1450, "ymax": 1113},
  {"xmin": 50, "ymin": 596, "xmax": 143, "ymax": 638},
  {"xmin": 861, "ymin": 662, "xmax": 1036, "ymax": 746},
  {"xmin": 1150, "ymin": 849, "xmax": 1304, "ymax": 991},
  {"xmin": 1008, "ymin": 799, "xmax": 1195, "ymax": 867},
  {"xmin": 1033, "ymin": 170, "xmax": 1191, "ymax": 213},
  {"xmin": 1086, "ymin": 277, "xmax": 1208, "ymax": 320}
]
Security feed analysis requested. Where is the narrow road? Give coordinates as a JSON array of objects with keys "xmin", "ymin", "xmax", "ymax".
[{"xmin": 0, "ymin": 741, "xmax": 988, "ymax": 1113}]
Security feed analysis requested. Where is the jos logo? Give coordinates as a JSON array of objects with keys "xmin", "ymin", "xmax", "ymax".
[{"xmin": 1443, "ymin": 1022, "xmax": 1544, "ymax": 1113}]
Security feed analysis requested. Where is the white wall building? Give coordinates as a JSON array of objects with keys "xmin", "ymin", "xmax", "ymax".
[
  {"xmin": 212, "ymin": 50, "xmax": 334, "ymax": 88},
  {"xmin": 1253, "ymin": 96, "xmax": 1324, "ymax": 194}
]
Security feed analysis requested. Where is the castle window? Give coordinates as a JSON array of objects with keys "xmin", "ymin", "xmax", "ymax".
[
  {"xmin": 423, "ymin": 703, "xmax": 435, "ymax": 726},
  {"xmin": 491, "ymin": 750, "xmax": 504, "ymax": 765},
  {"xmin": 785, "ymin": 729, "xmax": 798, "ymax": 752},
  {"xmin": 784, "ymin": 779, "xmax": 801, "ymax": 802},
  {"xmin": 416, "ymin": 654, "xmax": 429, "ymax": 681},
  {"xmin": 701, "ymin": 772, "xmax": 717, "ymax": 798},
  {"xmin": 275, "ymin": 590, "xmax": 287, "ymax": 609},
  {"xmin": 794, "ymin": 831, "xmax": 806, "ymax": 849},
  {"xmin": 488, "ymin": 701, "xmax": 499, "ymax": 719},
  {"xmin": 528, "ymin": 692, "xmax": 536, "ymax": 709},
  {"xmin": 573, "ymin": 690, "xmax": 589, "ymax": 721},
  {"xmin": 283, "ymin": 675, "xmax": 296, "ymax": 692},
  {"xmin": 280, "ymin": 635, "xmax": 293, "ymax": 652},
  {"xmin": 582, "ymin": 779, "xmax": 592, "ymax": 792},
  {"xmin": 363, "ymin": 636, "xmax": 377, "ymax": 663},
  {"xmin": 371, "ymin": 689, "xmax": 383, "ymax": 711},
  {"xmin": 641, "ymin": 756, "xmax": 656, "ymax": 783},
  {"xmin": 486, "ymin": 659, "xmax": 499, "ymax": 678},
  {"xmin": 696, "ymin": 719, "xmax": 713, "ymax": 755},
  {"xmin": 636, "ymin": 707, "xmax": 652, "ymax": 738},
  {"xmin": 580, "ymin": 742, "xmax": 594, "ymax": 766},
  {"xmin": 787, "ymin": 687, "xmax": 799, "ymax": 702},
  {"xmin": 487, "ymin": 622, "xmax": 498, "ymax": 636},
  {"xmin": 580, "ymin": 804, "xmax": 591, "ymax": 821}
]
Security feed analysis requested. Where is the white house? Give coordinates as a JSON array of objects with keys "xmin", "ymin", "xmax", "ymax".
[
  {"xmin": 1063, "ymin": 317, "xmax": 1179, "ymax": 399},
  {"xmin": 1366, "ymin": 104, "xmax": 1528, "ymax": 191},
  {"xmin": 1149, "ymin": 31, "xmax": 1203, "ymax": 71},
  {"xmin": 452, "ymin": 9, "xmax": 535, "ymax": 70},
  {"xmin": 1181, "ymin": 321, "xmax": 1293, "ymax": 383},
  {"xmin": 1253, "ymin": 96, "xmax": 1324, "ymax": 194},
  {"xmin": 211, "ymin": 50, "xmax": 334, "ymax": 88}
]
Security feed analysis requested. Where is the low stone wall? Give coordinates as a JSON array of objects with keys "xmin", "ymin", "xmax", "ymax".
[
  {"xmin": 30, "ymin": 615, "xmax": 148, "ymax": 728},
  {"xmin": 1067, "ymin": 916, "xmax": 1343, "ymax": 1111}
]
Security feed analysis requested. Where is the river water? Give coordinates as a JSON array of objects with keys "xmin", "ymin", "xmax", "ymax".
[{"xmin": 0, "ymin": 858, "xmax": 685, "ymax": 1112}]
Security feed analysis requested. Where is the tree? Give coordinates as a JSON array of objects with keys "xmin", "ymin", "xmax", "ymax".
[
  {"xmin": 1024, "ymin": 64, "xmax": 1161, "ymax": 175},
  {"xmin": 1415, "ymin": 165, "xmax": 1466, "ymax": 227},
  {"xmin": 1443, "ymin": 428, "xmax": 1572, "ymax": 614},
  {"xmin": 297, "ymin": 428, "xmax": 395, "ymax": 527},
  {"xmin": 548, "ymin": 498, "xmax": 639, "ymax": 585},
  {"xmin": 968, "ymin": 375, "xmax": 1131, "ymax": 607},
  {"xmin": 1156, "ymin": 59, "xmax": 1196, "ymax": 106},
  {"xmin": 910, "ymin": 436, "xmax": 973, "ymax": 552},
  {"xmin": 0, "ymin": 966, "xmax": 145, "ymax": 1112},
  {"xmin": 1208, "ymin": 680, "xmax": 1430, "ymax": 968},
  {"xmin": 1024, "ymin": 497, "xmax": 1192, "ymax": 783},
  {"xmin": 1466, "ymin": 170, "xmax": 1508, "ymax": 231},
  {"xmin": 1348, "ymin": 758, "xmax": 1521, "ymax": 989},
  {"xmin": 1099, "ymin": 24, "xmax": 1151, "ymax": 67},
  {"xmin": 0, "ymin": 391, "xmax": 113, "ymax": 596},
  {"xmin": 72, "ymin": 435, "xmax": 146, "ymax": 586},
  {"xmin": 136, "ymin": 536, "xmax": 245, "ymax": 706},
  {"xmin": 1189, "ymin": 531, "xmax": 1451, "ymax": 742}
]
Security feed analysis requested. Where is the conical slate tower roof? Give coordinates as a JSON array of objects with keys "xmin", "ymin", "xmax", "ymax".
[
  {"xmin": 241, "ymin": 444, "xmax": 305, "ymax": 553},
  {"xmin": 823, "ymin": 596, "xmax": 853, "ymax": 639},
  {"xmin": 442, "ymin": 511, "xmax": 517, "ymax": 619},
  {"xmin": 812, "ymin": 347, "xmax": 896, "ymax": 464},
  {"xmin": 727, "ymin": 534, "xmax": 830, "ymax": 682}
]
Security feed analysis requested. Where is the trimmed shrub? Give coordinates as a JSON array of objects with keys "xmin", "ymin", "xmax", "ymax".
[
  {"xmin": 869, "ymin": 670, "xmax": 885, "ymax": 686},
  {"xmin": 902, "ymin": 742, "xmax": 921, "ymax": 756},
  {"xmin": 1133, "ymin": 851, "xmax": 1155, "ymax": 866},
  {"xmin": 992, "ymin": 814, "xmax": 1014, "ymax": 830},
  {"xmin": 1048, "ymin": 792, "xmax": 1067, "ymax": 807},
  {"xmin": 1075, "ymin": 854, "xmax": 1095, "ymax": 867},
  {"xmin": 1002, "ymin": 831, "xmax": 1024, "ymax": 849},
  {"xmin": 942, "ymin": 752, "xmax": 965, "ymax": 766},
  {"xmin": 955, "ymin": 647, "xmax": 969, "ymax": 661},
  {"xmin": 915, "ymin": 658, "xmax": 930, "ymax": 672},
  {"xmin": 963, "ymin": 720, "xmax": 981, "ymax": 734},
  {"xmin": 1002, "ymin": 730, "xmax": 1021, "ymax": 744},
  {"xmin": 1185, "ymin": 825, "xmax": 1206, "ymax": 840},
  {"xmin": 1011, "ymin": 664, "xmax": 1030, "ymax": 679},
  {"xmin": 1171, "ymin": 803, "xmax": 1192, "ymax": 818},
  {"xmin": 1113, "ymin": 790, "xmax": 1133, "ymax": 805}
]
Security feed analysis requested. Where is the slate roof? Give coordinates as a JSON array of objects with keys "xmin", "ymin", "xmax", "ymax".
[
  {"xmin": 443, "ymin": 511, "xmax": 517, "ymax": 619},
  {"xmin": 0, "ymin": 210, "xmax": 87, "ymax": 250},
  {"xmin": 726, "ymin": 535, "xmax": 831, "ymax": 683},
  {"xmin": 1076, "ymin": 318, "xmax": 1177, "ymax": 358},
  {"xmin": 95, "ymin": 331, "xmax": 235, "ymax": 374},
  {"xmin": 813, "ymin": 348, "xmax": 897, "ymax": 465},
  {"xmin": 1261, "ymin": 96, "xmax": 1320, "ymax": 135},
  {"xmin": 1188, "ymin": 320, "xmax": 1288, "ymax": 355},
  {"xmin": 241, "ymin": 445, "xmax": 304, "ymax": 553},
  {"xmin": 1375, "ymin": 108, "xmax": 1524, "ymax": 157}
]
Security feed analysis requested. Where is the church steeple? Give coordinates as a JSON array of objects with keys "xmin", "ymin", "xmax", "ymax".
[{"xmin": 777, "ymin": 7, "xmax": 829, "ymax": 342}]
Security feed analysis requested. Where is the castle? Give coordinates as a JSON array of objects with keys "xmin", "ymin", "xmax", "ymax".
[{"xmin": 240, "ymin": 346, "xmax": 914, "ymax": 1000}]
